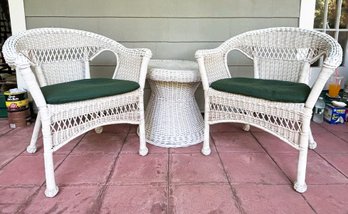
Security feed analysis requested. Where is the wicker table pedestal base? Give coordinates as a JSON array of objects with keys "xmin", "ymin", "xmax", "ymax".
[{"xmin": 145, "ymin": 60, "xmax": 204, "ymax": 148}]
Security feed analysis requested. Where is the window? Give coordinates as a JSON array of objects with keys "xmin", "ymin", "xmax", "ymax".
[{"xmin": 314, "ymin": 0, "xmax": 348, "ymax": 66}]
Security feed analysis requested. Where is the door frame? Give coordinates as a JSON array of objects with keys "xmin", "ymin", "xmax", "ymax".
[
  {"xmin": 8, "ymin": 0, "xmax": 26, "ymax": 33},
  {"xmin": 7, "ymin": 0, "xmax": 26, "ymax": 88}
]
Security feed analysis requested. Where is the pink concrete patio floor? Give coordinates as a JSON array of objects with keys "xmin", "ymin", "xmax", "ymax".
[{"xmin": 0, "ymin": 118, "xmax": 347, "ymax": 213}]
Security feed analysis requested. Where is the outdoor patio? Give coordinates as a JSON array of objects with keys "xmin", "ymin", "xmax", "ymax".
[{"xmin": 0, "ymin": 118, "xmax": 347, "ymax": 213}]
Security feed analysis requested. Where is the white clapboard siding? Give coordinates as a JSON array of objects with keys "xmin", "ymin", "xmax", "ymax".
[{"xmin": 25, "ymin": 0, "xmax": 299, "ymax": 18}]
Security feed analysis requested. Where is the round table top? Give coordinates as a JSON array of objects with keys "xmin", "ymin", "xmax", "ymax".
[{"xmin": 147, "ymin": 59, "xmax": 201, "ymax": 83}]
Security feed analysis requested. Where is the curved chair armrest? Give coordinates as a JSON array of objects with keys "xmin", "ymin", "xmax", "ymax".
[
  {"xmin": 124, "ymin": 48, "xmax": 152, "ymax": 89},
  {"xmin": 305, "ymin": 41, "xmax": 342, "ymax": 109},
  {"xmin": 195, "ymin": 47, "xmax": 230, "ymax": 90},
  {"xmin": 3, "ymin": 36, "xmax": 47, "ymax": 108},
  {"xmin": 2, "ymin": 35, "xmax": 23, "ymax": 67},
  {"xmin": 135, "ymin": 48, "xmax": 152, "ymax": 89},
  {"xmin": 322, "ymin": 38, "xmax": 343, "ymax": 69},
  {"xmin": 112, "ymin": 46, "xmax": 152, "ymax": 89},
  {"xmin": 305, "ymin": 66, "xmax": 336, "ymax": 110},
  {"xmin": 14, "ymin": 55, "xmax": 48, "ymax": 108}
]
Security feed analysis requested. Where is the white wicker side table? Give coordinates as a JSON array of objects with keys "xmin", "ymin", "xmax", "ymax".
[{"xmin": 145, "ymin": 59, "xmax": 204, "ymax": 147}]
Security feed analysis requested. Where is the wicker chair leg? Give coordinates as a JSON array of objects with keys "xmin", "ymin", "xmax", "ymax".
[
  {"xmin": 202, "ymin": 122, "xmax": 211, "ymax": 155},
  {"xmin": 43, "ymin": 150, "xmax": 59, "ymax": 197},
  {"xmin": 95, "ymin": 126, "xmax": 103, "ymax": 134},
  {"xmin": 27, "ymin": 113, "xmax": 41, "ymax": 154},
  {"xmin": 39, "ymin": 109, "xmax": 59, "ymax": 197},
  {"xmin": 294, "ymin": 147, "xmax": 308, "ymax": 193},
  {"xmin": 308, "ymin": 129, "xmax": 317, "ymax": 149},
  {"xmin": 138, "ymin": 124, "xmax": 148, "ymax": 156},
  {"xmin": 138, "ymin": 107, "xmax": 148, "ymax": 156},
  {"xmin": 242, "ymin": 124, "xmax": 250, "ymax": 132}
]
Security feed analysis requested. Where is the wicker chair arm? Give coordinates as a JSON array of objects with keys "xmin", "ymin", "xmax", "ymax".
[
  {"xmin": 13, "ymin": 55, "xmax": 48, "ymax": 108},
  {"xmin": 305, "ymin": 67, "xmax": 336, "ymax": 110},
  {"xmin": 322, "ymin": 41, "xmax": 343, "ymax": 69},
  {"xmin": 3, "ymin": 38, "xmax": 47, "ymax": 107},
  {"xmin": 195, "ymin": 47, "xmax": 230, "ymax": 90},
  {"xmin": 112, "ymin": 47, "xmax": 152, "ymax": 89},
  {"xmin": 3, "ymin": 38, "xmax": 52, "ymax": 105},
  {"xmin": 305, "ymin": 36, "xmax": 342, "ymax": 109},
  {"xmin": 2, "ymin": 35, "xmax": 26, "ymax": 67}
]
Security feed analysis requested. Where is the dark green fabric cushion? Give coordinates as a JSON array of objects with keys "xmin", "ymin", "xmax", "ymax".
[
  {"xmin": 210, "ymin": 77, "xmax": 311, "ymax": 103},
  {"xmin": 41, "ymin": 78, "xmax": 139, "ymax": 104}
]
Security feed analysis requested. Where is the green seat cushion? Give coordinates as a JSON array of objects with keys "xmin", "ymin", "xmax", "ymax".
[
  {"xmin": 41, "ymin": 78, "xmax": 140, "ymax": 104},
  {"xmin": 210, "ymin": 77, "xmax": 311, "ymax": 103}
]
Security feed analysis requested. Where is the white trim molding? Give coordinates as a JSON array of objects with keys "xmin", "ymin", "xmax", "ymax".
[
  {"xmin": 8, "ymin": 0, "xmax": 26, "ymax": 33},
  {"xmin": 7, "ymin": 0, "xmax": 27, "ymax": 89},
  {"xmin": 299, "ymin": 0, "xmax": 316, "ymax": 29}
]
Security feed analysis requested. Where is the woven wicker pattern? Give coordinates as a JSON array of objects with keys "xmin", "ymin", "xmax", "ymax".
[
  {"xmin": 2, "ymin": 28, "xmax": 152, "ymax": 197},
  {"xmin": 144, "ymin": 60, "xmax": 204, "ymax": 147},
  {"xmin": 196, "ymin": 27, "xmax": 342, "ymax": 193}
]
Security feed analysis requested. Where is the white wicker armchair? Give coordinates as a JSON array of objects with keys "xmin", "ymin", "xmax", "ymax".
[
  {"xmin": 2, "ymin": 28, "xmax": 152, "ymax": 197},
  {"xmin": 195, "ymin": 27, "xmax": 342, "ymax": 193}
]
